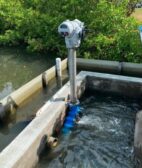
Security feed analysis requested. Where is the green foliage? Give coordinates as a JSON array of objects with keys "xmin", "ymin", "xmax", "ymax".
[
  {"xmin": 83, "ymin": 0, "xmax": 142, "ymax": 62},
  {"xmin": 0, "ymin": 0, "xmax": 142, "ymax": 62}
]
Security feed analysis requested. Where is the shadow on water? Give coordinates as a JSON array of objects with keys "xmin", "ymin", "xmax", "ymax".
[{"xmin": 35, "ymin": 90, "xmax": 142, "ymax": 168}]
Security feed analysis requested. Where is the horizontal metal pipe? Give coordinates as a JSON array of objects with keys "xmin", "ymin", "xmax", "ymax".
[
  {"xmin": 122, "ymin": 62, "xmax": 142, "ymax": 77},
  {"xmin": 77, "ymin": 58, "xmax": 142, "ymax": 77}
]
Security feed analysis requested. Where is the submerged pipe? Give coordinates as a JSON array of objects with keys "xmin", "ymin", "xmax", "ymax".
[{"xmin": 77, "ymin": 58, "xmax": 142, "ymax": 77}]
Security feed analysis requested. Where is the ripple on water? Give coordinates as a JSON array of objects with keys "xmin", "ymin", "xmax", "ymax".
[{"xmin": 36, "ymin": 91, "xmax": 142, "ymax": 168}]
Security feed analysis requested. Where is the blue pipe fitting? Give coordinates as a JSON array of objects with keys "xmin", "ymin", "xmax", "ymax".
[
  {"xmin": 65, "ymin": 116, "xmax": 75, "ymax": 122},
  {"xmin": 62, "ymin": 103, "xmax": 81, "ymax": 134}
]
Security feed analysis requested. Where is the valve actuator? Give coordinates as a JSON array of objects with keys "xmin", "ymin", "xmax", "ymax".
[{"xmin": 58, "ymin": 19, "xmax": 84, "ymax": 49}]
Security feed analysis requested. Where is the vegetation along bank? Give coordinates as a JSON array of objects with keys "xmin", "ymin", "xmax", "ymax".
[{"xmin": 0, "ymin": 0, "xmax": 142, "ymax": 62}]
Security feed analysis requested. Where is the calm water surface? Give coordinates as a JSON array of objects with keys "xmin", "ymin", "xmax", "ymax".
[
  {"xmin": 0, "ymin": 47, "xmax": 55, "ymax": 99},
  {"xmin": 36, "ymin": 91, "xmax": 142, "ymax": 168}
]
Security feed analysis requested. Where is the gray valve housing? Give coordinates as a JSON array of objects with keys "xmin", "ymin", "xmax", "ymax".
[{"xmin": 58, "ymin": 19, "xmax": 84, "ymax": 49}]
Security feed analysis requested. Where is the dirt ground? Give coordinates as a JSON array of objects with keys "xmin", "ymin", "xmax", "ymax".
[{"xmin": 132, "ymin": 8, "xmax": 142, "ymax": 22}]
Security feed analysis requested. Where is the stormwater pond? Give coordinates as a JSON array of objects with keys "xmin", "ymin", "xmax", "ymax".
[{"xmin": 36, "ymin": 90, "xmax": 142, "ymax": 168}]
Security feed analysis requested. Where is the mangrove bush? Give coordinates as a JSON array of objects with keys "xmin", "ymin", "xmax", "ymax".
[{"xmin": 0, "ymin": 0, "xmax": 142, "ymax": 62}]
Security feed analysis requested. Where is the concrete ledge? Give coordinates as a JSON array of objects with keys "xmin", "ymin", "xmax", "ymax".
[
  {"xmin": 0, "ymin": 71, "xmax": 86, "ymax": 168},
  {"xmin": 0, "ymin": 101, "xmax": 66, "ymax": 168},
  {"xmin": 0, "ymin": 71, "xmax": 142, "ymax": 168}
]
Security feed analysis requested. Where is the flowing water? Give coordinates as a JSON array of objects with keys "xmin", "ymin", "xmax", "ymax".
[
  {"xmin": 36, "ymin": 90, "xmax": 142, "ymax": 168},
  {"xmin": 0, "ymin": 47, "xmax": 68, "ymax": 151}
]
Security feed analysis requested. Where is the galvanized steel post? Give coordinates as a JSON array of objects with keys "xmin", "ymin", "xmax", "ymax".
[{"xmin": 68, "ymin": 49, "xmax": 77, "ymax": 104}]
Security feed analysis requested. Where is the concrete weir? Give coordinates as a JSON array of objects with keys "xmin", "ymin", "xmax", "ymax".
[{"xmin": 0, "ymin": 71, "xmax": 142, "ymax": 168}]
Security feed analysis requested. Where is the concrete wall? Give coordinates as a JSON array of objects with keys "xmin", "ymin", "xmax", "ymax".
[
  {"xmin": 0, "ymin": 71, "xmax": 86, "ymax": 168},
  {"xmin": 0, "ymin": 71, "xmax": 142, "ymax": 168},
  {"xmin": 86, "ymin": 72, "xmax": 142, "ymax": 98}
]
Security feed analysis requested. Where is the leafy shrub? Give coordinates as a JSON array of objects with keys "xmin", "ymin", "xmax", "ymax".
[{"xmin": 0, "ymin": 0, "xmax": 141, "ymax": 62}]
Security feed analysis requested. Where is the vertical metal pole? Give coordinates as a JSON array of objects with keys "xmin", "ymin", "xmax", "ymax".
[
  {"xmin": 56, "ymin": 58, "xmax": 62, "ymax": 77},
  {"xmin": 56, "ymin": 58, "xmax": 62, "ymax": 88},
  {"xmin": 68, "ymin": 48, "xmax": 77, "ymax": 104}
]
